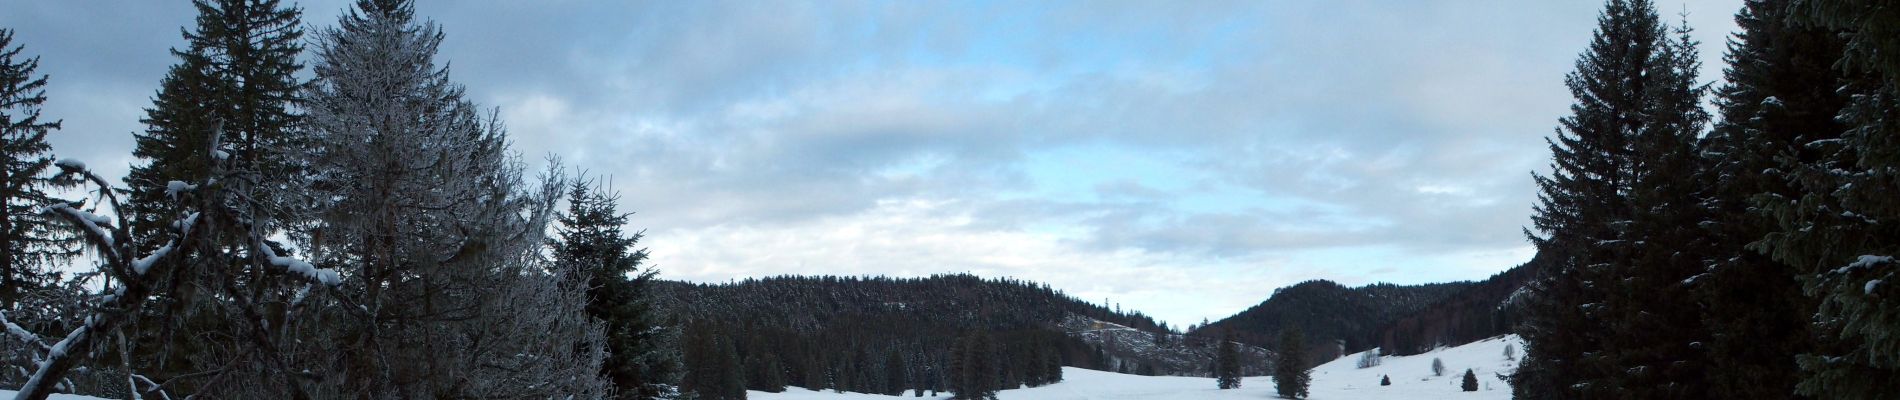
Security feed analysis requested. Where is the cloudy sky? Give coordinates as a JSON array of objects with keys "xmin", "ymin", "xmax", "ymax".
[{"xmin": 2, "ymin": 0, "xmax": 1742, "ymax": 328}]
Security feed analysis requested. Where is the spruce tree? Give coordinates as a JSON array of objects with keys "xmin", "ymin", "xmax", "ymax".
[
  {"xmin": 1767, "ymin": 2, "xmax": 1900, "ymax": 397},
  {"xmin": 1602, "ymin": 15, "xmax": 1715, "ymax": 397},
  {"xmin": 1215, "ymin": 332, "xmax": 1241, "ymax": 389},
  {"xmin": 1462, "ymin": 369, "xmax": 1479, "ymax": 392},
  {"xmin": 0, "ymin": 28, "xmax": 75, "ymax": 310},
  {"xmin": 885, "ymin": 348, "xmax": 907, "ymax": 395},
  {"xmin": 1272, "ymin": 329, "xmax": 1309, "ymax": 399},
  {"xmin": 1697, "ymin": 0, "xmax": 1846, "ymax": 397},
  {"xmin": 554, "ymin": 177, "xmax": 681, "ymax": 399},
  {"xmin": 949, "ymin": 332, "xmax": 998, "ymax": 400},
  {"xmin": 1515, "ymin": 0, "xmax": 1682, "ymax": 397},
  {"xmin": 124, "ymin": 0, "xmax": 303, "ymax": 251}
]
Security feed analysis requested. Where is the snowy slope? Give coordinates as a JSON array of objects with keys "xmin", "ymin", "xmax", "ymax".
[
  {"xmin": 5, "ymin": 336, "xmax": 1519, "ymax": 400},
  {"xmin": 754, "ymin": 335, "xmax": 1522, "ymax": 400},
  {"xmin": 1061, "ymin": 314, "xmax": 1272, "ymax": 376}
]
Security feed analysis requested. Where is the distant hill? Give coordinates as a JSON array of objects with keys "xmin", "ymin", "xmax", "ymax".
[
  {"xmin": 653, "ymin": 274, "xmax": 1254, "ymax": 396},
  {"xmin": 1190, "ymin": 279, "xmax": 1475, "ymax": 362},
  {"xmin": 1372, "ymin": 255, "xmax": 1542, "ymax": 356}
]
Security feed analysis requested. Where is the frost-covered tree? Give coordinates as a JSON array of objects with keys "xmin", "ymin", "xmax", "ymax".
[
  {"xmin": 554, "ymin": 176, "xmax": 682, "ymax": 399},
  {"xmin": 1355, "ymin": 348, "xmax": 1380, "ymax": 369},
  {"xmin": 295, "ymin": 0, "xmax": 607, "ymax": 397},
  {"xmin": 0, "ymin": 28, "xmax": 75, "ymax": 311},
  {"xmin": 1431, "ymin": 357, "xmax": 1445, "ymax": 377}
]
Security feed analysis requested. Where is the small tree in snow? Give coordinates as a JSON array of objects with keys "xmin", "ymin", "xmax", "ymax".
[
  {"xmin": 1356, "ymin": 348, "xmax": 1381, "ymax": 369},
  {"xmin": 1215, "ymin": 332, "xmax": 1241, "ymax": 389},
  {"xmin": 1462, "ymin": 369, "xmax": 1479, "ymax": 391},
  {"xmin": 1504, "ymin": 343, "xmax": 1516, "ymax": 360},
  {"xmin": 1432, "ymin": 358, "xmax": 1446, "ymax": 376},
  {"xmin": 1381, "ymin": 375, "xmax": 1391, "ymax": 386}
]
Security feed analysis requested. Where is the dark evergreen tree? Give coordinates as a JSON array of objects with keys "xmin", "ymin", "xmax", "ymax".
[
  {"xmin": 1696, "ymin": 0, "xmax": 1847, "ymax": 397},
  {"xmin": 1600, "ymin": 15, "xmax": 1715, "ymax": 397},
  {"xmin": 1515, "ymin": 0, "xmax": 1689, "ymax": 397},
  {"xmin": 1381, "ymin": 375, "xmax": 1391, "ymax": 386},
  {"xmin": 1272, "ymin": 329, "xmax": 1309, "ymax": 399},
  {"xmin": 948, "ymin": 332, "xmax": 998, "ymax": 400},
  {"xmin": 1462, "ymin": 369, "xmax": 1478, "ymax": 392},
  {"xmin": 884, "ymin": 348, "xmax": 906, "ymax": 395},
  {"xmin": 746, "ymin": 351, "xmax": 786, "ymax": 393},
  {"xmin": 1215, "ymin": 332, "xmax": 1241, "ymax": 389},
  {"xmin": 0, "ymin": 28, "xmax": 75, "ymax": 310},
  {"xmin": 682, "ymin": 328, "xmax": 747, "ymax": 400},
  {"xmin": 1768, "ymin": 1, "xmax": 1900, "ymax": 397},
  {"xmin": 110, "ymin": 0, "xmax": 307, "ymax": 392},
  {"xmin": 554, "ymin": 177, "xmax": 681, "ymax": 399},
  {"xmin": 124, "ymin": 0, "xmax": 303, "ymax": 251}
]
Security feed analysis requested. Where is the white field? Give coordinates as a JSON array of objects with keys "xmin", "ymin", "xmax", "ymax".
[
  {"xmin": 755, "ymin": 335, "xmax": 1522, "ymax": 400},
  {"xmin": 3, "ymin": 335, "xmax": 1522, "ymax": 400}
]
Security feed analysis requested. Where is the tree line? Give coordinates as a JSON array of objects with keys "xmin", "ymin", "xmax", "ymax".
[
  {"xmin": 1515, "ymin": 0, "xmax": 1899, "ymax": 398},
  {"xmin": 652, "ymin": 274, "xmax": 1178, "ymax": 398},
  {"xmin": 0, "ymin": 1, "xmax": 676, "ymax": 399}
]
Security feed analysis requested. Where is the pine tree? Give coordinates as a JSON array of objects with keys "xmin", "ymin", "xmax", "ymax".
[
  {"xmin": 1515, "ymin": 0, "xmax": 1682, "ymax": 397},
  {"xmin": 884, "ymin": 348, "xmax": 906, "ymax": 395},
  {"xmin": 1272, "ymin": 329, "xmax": 1309, "ymax": 399},
  {"xmin": 1215, "ymin": 332, "xmax": 1241, "ymax": 389},
  {"xmin": 1381, "ymin": 375, "xmax": 1391, "ymax": 386},
  {"xmin": 0, "ymin": 28, "xmax": 75, "ymax": 310},
  {"xmin": 949, "ymin": 332, "xmax": 998, "ymax": 400},
  {"xmin": 112, "ymin": 0, "xmax": 310, "ymax": 392},
  {"xmin": 1696, "ymin": 0, "xmax": 1846, "ymax": 397},
  {"xmin": 1767, "ymin": 1, "xmax": 1900, "ymax": 397},
  {"xmin": 1603, "ymin": 15, "xmax": 1715, "ymax": 397},
  {"xmin": 554, "ymin": 176, "xmax": 681, "ymax": 399},
  {"xmin": 124, "ymin": 0, "xmax": 304, "ymax": 252},
  {"xmin": 1462, "ymin": 369, "xmax": 1479, "ymax": 392}
]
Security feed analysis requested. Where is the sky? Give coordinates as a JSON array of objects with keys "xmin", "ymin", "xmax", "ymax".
[{"xmin": 1, "ymin": 0, "xmax": 1743, "ymax": 329}]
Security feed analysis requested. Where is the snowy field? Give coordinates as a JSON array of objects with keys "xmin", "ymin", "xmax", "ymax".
[
  {"xmin": 756, "ymin": 335, "xmax": 1522, "ymax": 400},
  {"xmin": 4, "ymin": 336, "xmax": 1520, "ymax": 400}
]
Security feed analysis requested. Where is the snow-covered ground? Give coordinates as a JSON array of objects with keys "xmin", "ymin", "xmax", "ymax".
[
  {"xmin": 4, "ymin": 335, "xmax": 1520, "ymax": 400},
  {"xmin": 0, "ymin": 390, "xmax": 111, "ymax": 400},
  {"xmin": 755, "ymin": 335, "xmax": 1522, "ymax": 400}
]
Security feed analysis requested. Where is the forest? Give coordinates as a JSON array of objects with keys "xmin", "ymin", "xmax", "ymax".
[{"xmin": 1510, "ymin": 0, "xmax": 1899, "ymax": 398}]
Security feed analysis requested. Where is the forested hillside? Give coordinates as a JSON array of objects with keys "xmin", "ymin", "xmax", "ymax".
[
  {"xmin": 1189, "ymin": 280, "xmax": 1473, "ymax": 362},
  {"xmin": 652, "ymin": 274, "xmax": 1242, "ymax": 397},
  {"xmin": 1373, "ymin": 256, "xmax": 1540, "ymax": 356}
]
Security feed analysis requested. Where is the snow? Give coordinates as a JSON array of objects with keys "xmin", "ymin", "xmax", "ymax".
[
  {"xmin": 752, "ymin": 335, "xmax": 1523, "ymax": 400},
  {"xmin": 1832, "ymin": 255, "xmax": 1892, "ymax": 275},
  {"xmin": 53, "ymin": 158, "xmax": 85, "ymax": 171},
  {"xmin": 131, "ymin": 245, "xmax": 172, "ymax": 275},
  {"xmin": 0, "ymin": 390, "xmax": 107, "ymax": 400},
  {"xmin": 1867, "ymin": 280, "xmax": 1883, "ymax": 295},
  {"xmin": 164, "ymin": 180, "xmax": 196, "ymax": 199},
  {"xmin": 258, "ymin": 244, "xmax": 342, "ymax": 286}
]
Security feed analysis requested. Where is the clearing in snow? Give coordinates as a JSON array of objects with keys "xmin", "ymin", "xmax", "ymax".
[{"xmin": 754, "ymin": 335, "xmax": 1522, "ymax": 399}]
